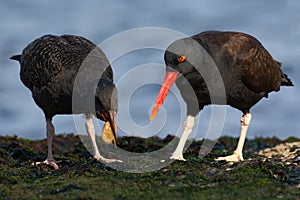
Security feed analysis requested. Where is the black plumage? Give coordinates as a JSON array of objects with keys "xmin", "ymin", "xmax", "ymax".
[
  {"xmin": 170, "ymin": 31, "xmax": 293, "ymax": 114},
  {"xmin": 11, "ymin": 34, "xmax": 120, "ymax": 169},
  {"xmin": 151, "ymin": 31, "xmax": 293, "ymax": 161}
]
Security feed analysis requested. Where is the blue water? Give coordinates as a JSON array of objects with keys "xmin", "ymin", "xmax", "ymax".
[{"xmin": 0, "ymin": 0, "xmax": 299, "ymax": 140}]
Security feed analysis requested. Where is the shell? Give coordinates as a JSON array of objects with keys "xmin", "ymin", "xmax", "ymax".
[{"xmin": 102, "ymin": 122, "xmax": 116, "ymax": 144}]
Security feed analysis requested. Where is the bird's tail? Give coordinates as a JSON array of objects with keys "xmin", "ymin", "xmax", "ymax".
[
  {"xmin": 10, "ymin": 55, "xmax": 21, "ymax": 62},
  {"xmin": 281, "ymin": 73, "xmax": 294, "ymax": 86}
]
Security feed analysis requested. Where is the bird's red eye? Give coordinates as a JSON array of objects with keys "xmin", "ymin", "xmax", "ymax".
[{"xmin": 178, "ymin": 55, "xmax": 186, "ymax": 63}]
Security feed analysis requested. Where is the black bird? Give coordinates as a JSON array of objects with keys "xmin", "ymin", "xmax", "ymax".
[
  {"xmin": 150, "ymin": 31, "xmax": 293, "ymax": 162},
  {"xmin": 11, "ymin": 34, "xmax": 121, "ymax": 169}
]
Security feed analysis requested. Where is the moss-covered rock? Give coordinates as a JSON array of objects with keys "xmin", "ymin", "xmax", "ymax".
[{"xmin": 0, "ymin": 134, "xmax": 299, "ymax": 199}]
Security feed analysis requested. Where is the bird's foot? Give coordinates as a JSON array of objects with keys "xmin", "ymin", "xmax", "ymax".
[
  {"xmin": 170, "ymin": 153, "xmax": 186, "ymax": 161},
  {"xmin": 32, "ymin": 158, "xmax": 60, "ymax": 170},
  {"xmin": 94, "ymin": 154, "xmax": 123, "ymax": 163},
  {"xmin": 215, "ymin": 151, "xmax": 244, "ymax": 162}
]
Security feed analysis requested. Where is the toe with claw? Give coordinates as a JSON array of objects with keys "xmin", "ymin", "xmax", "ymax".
[
  {"xmin": 94, "ymin": 155, "xmax": 123, "ymax": 163},
  {"xmin": 170, "ymin": 153, "xmax": 186, "ymax": 161},
  {"xmin": 33, "ymin": 158, "xmax": 60, "ymax": 170},
  {"xmin": 215, "ymin": 151, "xmax": 244, "ymax": 162}
]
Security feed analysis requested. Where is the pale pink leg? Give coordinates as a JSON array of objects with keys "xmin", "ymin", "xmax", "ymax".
[
  {"xmin": 85, "ymin": 114, "xmax": 122, "ymax": 163},
  {"xmin": 33, "ymin": 118, "xmax": 59, "ymax": 170},
  {"xmin": 170, "ymin": 115, "xmax": 195, "ymax": 161},
  {"xmin": 216, "ymin": 112, "xmax": 252, "ymax": 162}
]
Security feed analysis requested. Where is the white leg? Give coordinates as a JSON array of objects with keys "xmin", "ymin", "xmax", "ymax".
[
  {"xmin": 34, "ymin": 118, "xmax": 59, "ymax": 170},
  {"xmin": 170, "ymin": 115, "xmax": 195, "ymax": 161},
  {"xmin": 216, "ymin": 112, "xmax": 252, "ymax": 162},
  {"xmin": 85, "ymin": 114, "xmax": 101, "ymax": 158},
  {"xmin": 85, "ymin": 114, "xmax": 122, "ymax": 163}
]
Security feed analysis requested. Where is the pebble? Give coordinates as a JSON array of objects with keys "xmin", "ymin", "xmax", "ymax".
[{"xmin": 257, "ymin": 142, "xmax": 300, "ymax": 163}]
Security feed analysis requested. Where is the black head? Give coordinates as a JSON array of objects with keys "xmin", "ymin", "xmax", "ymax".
[
  {"xmin": 95, "ymin": 79, "xmax": 118, "ymax": 143},
  {"xmin": 95, "ymin": 79, "xmax": 118, "ymax": 117},
  {"xmin": 164, "ymin": 37, "xmax": 206, "ymax": 75},
  {"xmin": 150, "ymin": 37, "xmax": 206, "ymax": 120}
]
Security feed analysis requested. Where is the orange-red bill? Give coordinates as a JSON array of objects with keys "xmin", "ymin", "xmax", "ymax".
[{"xmin": 150, "ymin": 71, "xmax": 179, "ymax": 121}]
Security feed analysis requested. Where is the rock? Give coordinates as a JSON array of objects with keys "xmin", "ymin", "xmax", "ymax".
[{"xmin": 257, "ymin": 142, "xmax": 300, "ymax": 163}]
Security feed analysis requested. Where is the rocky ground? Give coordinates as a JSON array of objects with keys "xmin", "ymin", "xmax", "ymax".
[{"xmin": 0, "ymin": 134, "xmax": 299, "ymax": 199}]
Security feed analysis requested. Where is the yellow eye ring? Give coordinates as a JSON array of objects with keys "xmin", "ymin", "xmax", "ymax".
[{"xmin": 178, "ymin": 55, "xmax": 186, "ymax": 63}]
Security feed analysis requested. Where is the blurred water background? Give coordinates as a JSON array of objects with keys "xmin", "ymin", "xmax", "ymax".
[{"xmin": 1, "ymin": 0, "xmax": 299, "ymax": 140}]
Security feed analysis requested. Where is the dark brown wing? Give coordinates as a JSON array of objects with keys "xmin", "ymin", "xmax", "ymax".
[
  {"xmin": 61, "ymin": 35, "xmax": 113, "ymax": 82},
  {"xmin": 228, "ymin": 32, "xmax": 283, "ymax": 93},
  {"xmin": 197, "ymin": 31, "xmax": 283, "ymax": 94},
  {"xmin": 20, "ymin": 34, "xmax": 113, "ymax": 90}
]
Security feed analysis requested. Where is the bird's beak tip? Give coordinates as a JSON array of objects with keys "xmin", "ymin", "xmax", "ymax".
[
  {"xmin": 107, "ymin": 110, "xmax": 117, "ymax": 145},
  {"xmin": 149, "ymin": 71, "xmax": 179, "ymax": 122},
  {"xmin": 150, "ymin": 105, "xmax": 159, "ymax": 121},
  {"xmin": 149, "ymin": 113, "xmax": 155, "ymax": 121}
]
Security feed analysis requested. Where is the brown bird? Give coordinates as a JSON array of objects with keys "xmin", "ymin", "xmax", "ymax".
[
  {"xmin": 11, "ymin": 34, "xmax": 121, "ymax": 169},
  {"xmin": 150, "ymin": 31, "xmax": 293, "ymax": 162}
]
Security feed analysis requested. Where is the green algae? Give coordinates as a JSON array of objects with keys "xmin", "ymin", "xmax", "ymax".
[{"xmin": 0, "ymin": 134, "xmax": 299, "ymax": 200}]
